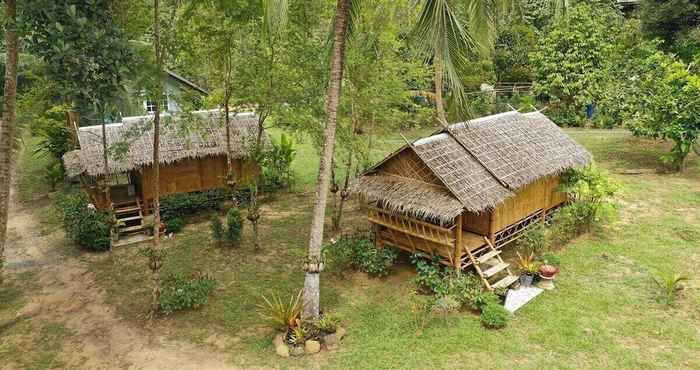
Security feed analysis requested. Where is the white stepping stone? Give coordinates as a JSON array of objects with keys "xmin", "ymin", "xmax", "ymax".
[{"xmin": 504, "ymin": 286, "xmax": 543, "ymax": 313}]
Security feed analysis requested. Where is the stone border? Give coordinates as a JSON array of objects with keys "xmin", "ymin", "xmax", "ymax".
[{"xmin": 274, "ymin": 327, "xmax": 346, "ymax": 358}]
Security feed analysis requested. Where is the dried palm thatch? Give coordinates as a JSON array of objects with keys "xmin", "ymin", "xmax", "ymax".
[
  {"xmin": 355, "ymin": 111, "xmax": 592, "ymax": 222},
  {"xmin": 63, "ymin": 110, "xmax": 266, "ymax": 177},
  {"xmin": 353, "ymin": 174, "xmax": 464, "ymax": 224}
]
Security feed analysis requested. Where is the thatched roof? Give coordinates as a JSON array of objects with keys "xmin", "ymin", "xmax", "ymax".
[
  {"xmin": 355, "ymin": 111, "xmax": 592, "ymax": 223},
  {"xmin": 63, "ymin": 110, "xmax": 266, "ymax": 177}
]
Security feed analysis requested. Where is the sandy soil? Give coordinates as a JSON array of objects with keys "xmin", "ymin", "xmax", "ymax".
[{"xmin": 3, "ymin": 183, "xmax": 238, "ymax": 369}]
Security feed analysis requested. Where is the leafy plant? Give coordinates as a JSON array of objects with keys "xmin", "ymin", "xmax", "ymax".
[
  {"xmin": 517, "ymin": 223, "xmax": 549, "ymax": 256},
  {"xmin": 288, "ymin": 319, "xmax": 308, "ymax": 346},
  {"xmin": 54, "ymin": 189, "xmax": 110, "ymax": 251},
  {"xmin": 430, "ymin": 295, "xmax": 461, "ymax": 318},
  {"xmin": 261, "ymin": 133, "xmax": 296, "ymax": 192},
  {"xmin": 164, "ymin": 216, "xmax": 185, "ymax": 234},
  {"xmin": 210, "ymin": 215, "xmax": 224, "ymax": 247},
  {"xmin": 44, "ymin": 160, "xmax": 64, "ymax": 191},
  {"xmin": 652, "ymin": 270, "xmax": 689, "ymax": 305},
  {"xmin": 470, "ymin": 291, "xmax": 500, "ymax": 311},
  {"xmin": 480, "ymin": 302, "xmax": 509, "ymax": 329},
  {"xmin": 159, "ymin": 273, "xmax": 217, "ymax": 315},
  {"xmin": 516, "ymin": 251, "xmax": 540, "ymax": 275},
  {"xmin": 225, "ymin": 208, "xmax": 243, "ymax": 246},
  {"xmin": 259, "ymin": 290, "xmax": 304, "ymax": 331},
  {"xmin": 324, "ymin": 231, "xmax": 397, "ymax": 276},
  {"xmin": 541, "ymin": 252, "xmax": 561, "ymax": 267},
  {"xmin": 411, "ymin": 254, "xmax": 449, "ymax": 295},
  {"xmin": 314, "ymin": 313, "xmax": 341, "ymax": 334}
]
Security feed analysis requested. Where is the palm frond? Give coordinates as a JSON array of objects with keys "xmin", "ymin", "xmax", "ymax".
[{"xmin": 411, "ymin": 0, "xmax": 474, "ymax": 115}]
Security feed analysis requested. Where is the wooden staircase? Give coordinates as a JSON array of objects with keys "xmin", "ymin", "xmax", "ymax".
[
  {"xmin": 113, "ymin": 199, "xmax": 146, "ymax": 238},
  {"xmin": 462, "ymin": 237, "xmax": 518, "ymax": 290}
]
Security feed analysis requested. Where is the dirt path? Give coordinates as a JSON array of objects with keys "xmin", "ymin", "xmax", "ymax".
[{"xmin": 4, "ymin": 184, "xmax": 238, "ymax": 369}]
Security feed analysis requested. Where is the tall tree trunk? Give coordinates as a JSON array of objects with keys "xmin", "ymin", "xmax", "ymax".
[
  {"xmin": 302, "ymin": 0, "xmax": 350, "ymax": 320},
  {"xmin": 100, "ymin": 109, "xmax": 112, "ymax": 212},
  {"xmin": 149, "ymin": 0, "xmax": 164, "ymax": 319},
  {"xmin": 434, "ymin": 50, "xmax": 447, "ymax": 124},
  {"xmin": 0, "ymin": 0, "xmax": 18, "ymax": 285},
  {"xmin": 333, "ymin": 153, "xmax": 352, "ymax": 233}
]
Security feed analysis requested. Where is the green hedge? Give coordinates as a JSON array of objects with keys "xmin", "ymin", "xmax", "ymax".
[{"xmin": 54, "ymin": 189, "xmax": 111, "ymax": 251}]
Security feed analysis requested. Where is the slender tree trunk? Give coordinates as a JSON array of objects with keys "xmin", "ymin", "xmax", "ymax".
[
  {"xmin": 302, "ymin": 0, "xmax": 350, "ymax": 320},
  {"xmin": 334, "ymin": 153, "xmax": 352, "ymax": 233},
  {"xmin": 434, "ymin": 50, "xmax": 447, "ymax": 124},
  {"xmin": 0, "ymin": 0, "xmax": 18, "ymax": 285},
  {"xmin": 149, "ymin": 0, "xmax": 164, "ymax": 319},
  {"xmin": 100, "ymin": 110, "xmax": 113, "ymax": 211}
]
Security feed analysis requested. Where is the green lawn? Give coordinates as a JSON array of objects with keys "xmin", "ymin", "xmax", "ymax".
[{"xmin": 87, "ymin": 128, "xmax": 700, "ymax": 369}]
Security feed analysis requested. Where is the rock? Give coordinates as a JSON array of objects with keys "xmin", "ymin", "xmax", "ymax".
[
  {"xmin": 305, "ymin": 340, "xmax": 321, "ymax": 354},
  {"xmin": 275, "ymin": 344, "xmax": 290, "ymax": 358},
  {"xmin": 290, "ymin": 345, "xmax": 305, "ymax": 357},
  {"xmin": 273, "ymin": 333, "xmax": 286, "ymax": 348},
  {"xmin": 323, "ymin": 333, "xmax": 338, "ymax": 347}
]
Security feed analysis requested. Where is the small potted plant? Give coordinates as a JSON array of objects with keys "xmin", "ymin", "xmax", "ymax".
[
  {"xmin": 537, "ymin": 253, "xmax": 560, "ymax": 290},
  {"xmin": 516, "ymin": 251, "xmax": 540, "ymax": 287}
]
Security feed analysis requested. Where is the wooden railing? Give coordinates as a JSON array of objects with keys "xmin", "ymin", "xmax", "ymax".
[{"xmin": 367, "ymin": 206, "xmax": 455, "ymax": 247}]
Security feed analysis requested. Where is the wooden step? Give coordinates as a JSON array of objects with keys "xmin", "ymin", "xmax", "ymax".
[
  {"xmin": 477, "ymin": 250, "xmax": 501, "ymax": 264},
  {"xmin": 119, "ymin": 225, "xmax": 145, "ymax": 233},
  {"xmin": 117, "ymin": 215, "xmax": 142, "ymax": 222},
  {"xmin": 492, "ymin": 274, "xmax": 519, "ymax": 289},
  {"xmin": 115, "ymin": 206, "xmax": 141, "ymax": 214},
  {"xmin": 483, "ymin": 262, "xmax": 509, "ymax": 278}
]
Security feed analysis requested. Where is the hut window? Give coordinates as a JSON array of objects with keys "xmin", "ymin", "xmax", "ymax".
[{"xmin": 145, "ymin": 97, "xmax": 168, "ymax": 114}]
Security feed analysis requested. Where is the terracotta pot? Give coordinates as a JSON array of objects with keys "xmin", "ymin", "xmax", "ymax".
[{"xmin": 539, "ymin": 264, "xmax": 559, "ymax": 278}]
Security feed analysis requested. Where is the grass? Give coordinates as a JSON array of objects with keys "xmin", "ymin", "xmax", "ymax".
[
  {"xmin": 16, "ymin": 135, "xmax": 58, "ymax": 203},
  {"xmin": 16, "ymin": 127, "xmax": 700, "ymax": 368}
]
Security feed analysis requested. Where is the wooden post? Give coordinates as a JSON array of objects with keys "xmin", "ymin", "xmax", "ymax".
[
  {"xmin": 454, "ymin": 213, "xmax": 463, "ymax": 271},
  {"xmin": 488, "ymin": 210, "xmax": 496, "ymax": 245}
]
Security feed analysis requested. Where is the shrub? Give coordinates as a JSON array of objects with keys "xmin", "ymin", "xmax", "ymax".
[
  {"xmin": 445, "ymin": 273, "xmax": 484, "ymax": 307},
  {"xmin": 225, "ymin": 208, "xmax": 243, "ymax": 246},
  {"xmin": 411, "ymin": 254, "xmax": 449, "ymax": 295},
  {"xmin": 517, "ymin": 223, "xmax": 549, "ymax": 256},
  {"xmin": 480, "ymin": 302, "xmax": 509, "ymax": 329},
  {"xmin": 323, "ymin": 231, "xmax": 397, "ymax": 276},
  {"xmin": 261, "ymin": 133, "xmax": 296, "ymax": 192},
  {"xmin": 259, "ymin": 289, "xmax": 303, "ymax": 331},
  {"xmin": 54, "ymin": 189, "xmax": 110, "ymax": 251},
  {"xmin": 210, "ymin": 215, "xmax": 224, "ymax": 247},
  {"xmin": 470, "ymin": 291, "xmax": 501, "ymax": 311},
  {"xmin": 164, "ymin": 216, "xmax": 185, "ymax": 233},
  {"xmin": 159, "ymin": 273, "xmax": 217, "ymax": 315}
]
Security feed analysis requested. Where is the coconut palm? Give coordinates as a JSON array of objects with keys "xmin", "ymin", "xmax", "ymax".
[{"xmin": 0, "ymin": 0, "xmax": 19, "ymax": 285}]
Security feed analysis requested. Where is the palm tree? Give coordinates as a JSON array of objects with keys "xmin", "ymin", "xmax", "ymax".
[
  {"xmin": 0, "ymin": 0, "xmax": 18, "ymax": 285},
  {"xmin": 302, "ymin": 0, "xmax": 353, "ymax": 320}
]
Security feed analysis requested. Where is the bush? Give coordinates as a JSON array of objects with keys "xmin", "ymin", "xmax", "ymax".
[
  {"xmin": 164, "ymin": 216, "xmax": 185, "ymax": 233},
  {"xmin": 314, "ymin": 313, "xmax": 341, "ymax": 334},
  {"xmin": 225, "ymin": 208, "xmax": 243, "ymax": 246},
  {"xmin": 411, "ymin": 254, "xmax": 486, "ymax": 308},
  {"xmin": 259, "ymin": 289, "xmax": 303, "ymax": 331},
  {"xmin": 210, "ymin": 215, "xmax": 224, "ymax": 247},
  {"xmin": 480, "ymin": 302, "xmax": 509, "ymax": 329},
  {"xmin": 54, "ymin": 189, "xmax": 110, "ymax": 251},
  {"xmin": 471, "ymin": 291, "xmax": 501, "ymax": 311},
  {"xmin": 261, "ymin": 133, "xmax": 296, "ymax": 192},
  {"xmin": 412, "ymin": 254, "xmax": 449, "ymax": 295},
  {"xmin": 322, "ymin": 231, "xmax": 397, "ymax": 276},
  {"xmin": 516, "ymin": 223, "xmax": 549, "ymax": 256},
  {"xmin": 159, "ymin": 272, "xmax": 217, "ymax": 315},
  {"xmin": 160, "ymin": 189, "xmax": 227, "ymax": 233}
]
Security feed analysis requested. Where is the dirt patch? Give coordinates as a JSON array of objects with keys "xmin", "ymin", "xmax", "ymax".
[{"xmin": 3, "ymin": 180, "xmax": 242, "ymax": 369}]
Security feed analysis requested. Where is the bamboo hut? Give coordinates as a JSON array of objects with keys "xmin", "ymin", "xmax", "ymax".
[
  {"xmin": 354, "ymin": 111, "xmax": 592, "ymax": 289},
  {"xmin": 63, "ymin": 110, "xmax": 266, "ymax": 242}
]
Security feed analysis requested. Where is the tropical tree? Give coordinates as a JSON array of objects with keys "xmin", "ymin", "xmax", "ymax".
[
  {"xmin": 302, "ymin": 0, "xmax": 353, "ymax": 320},
  {"xmin": 0, "ymin": 0, "xmax": 18, "ymax": 284}
]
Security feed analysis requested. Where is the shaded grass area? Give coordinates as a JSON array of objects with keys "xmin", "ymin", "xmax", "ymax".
[
  {"xmin": 83, "ymin": 129, "xmax": 700, "ymax": 369},
  {"xmin": 16, "ymin": 135, "xmax": 57, "ymax": 203}
]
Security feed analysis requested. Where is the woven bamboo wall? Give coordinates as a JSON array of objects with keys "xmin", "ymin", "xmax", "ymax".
[
  {"xmin": 139, "ymin": 155, "xmax": 259, "ymax": 202},
  {"xmin": 462, "ymin": 211, "xmax": 490, "ymax": 235},
  {"xmin": 490, "ymin": 175, "xmax": 566, "ymax": 232}
]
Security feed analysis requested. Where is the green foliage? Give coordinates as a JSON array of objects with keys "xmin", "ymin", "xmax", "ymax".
[
  {"xmin": 259, "ymin": 289, "xmax": 303, "ymax": 331},
  {"xmin": 541, "ymin": 252, "xmax": 561, "ymax": 267},
  {"xmin": 33, "ymin": 105, "xmax": 72, "ymax": 160},
  {"xmin": 471, "ymin": 291, "xmax": 501, "ymax": 311},
  {"xmin": 430, "ymin": 295, "xmax": 461, "ymax": 317},
  {"xmin": 54, "ymin": 189, "xmax": 110, "ymax": 251},
  {"xmin": 411, "ymin": 254, "xmax": 449, "ymax": 295},
  {"xmin": 164, "ymin": 216, "xmax": 185, "ymax": 234},
  {"xmin": 410, "ymin": 254, "xmax": 485, "ymax": 309},
  {"xmin": 640, "ymin": 0, "xmax": 700, "ymax": 62},
  {"xmin": 516, "ymin": 251, "xmax": 540, "ymax": 275},
  {"xmin": 210, "ymin": 215, "xmax": 224, "ymax": 247},
  {"xmin": 159, "ymin": 273, "xmax": 217, "ymax": 315},
  {"xmin": 494, "ymin": 22, "xmax": 537, "ymax": 82},
  {"xmin": 480, "ymin": 302, "xmax": 509, "ymax": 329},
  {"xmin": 261, "ymin": 133, "xmax": 296, "ymax": 192},
  {"xmin": 225, "ymin": 208, "xmax": 244, "ymax": 245},
  {"xmin": 516, "ymin": 223, "xmax": 549, "ymax": 256},
  {"xmin": 323, "ymin": 231, "xmax": 397, "ymax": 277},
  {"xmin": 559, "ymin": 164, "xmax": 619, "ymax": 228},
  {"xmin": 531, "ymin": 1, "xmax": 622, "ymax": 125},
  {"xmin": 314, "ymin": 313, "xmax": 341, "ymax": 334},
  {"xmin": 652, "ymin": 270, "xmax": 689, "ymax": 306},
  {"xmin": 43, "ymin": 160, "xmax": 64, "ymax": 191}
]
